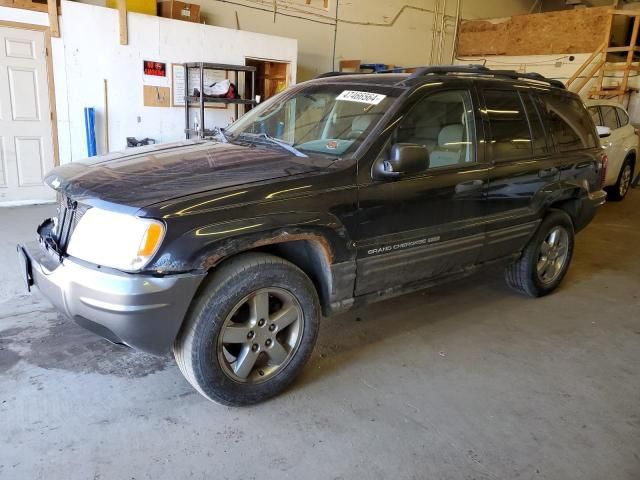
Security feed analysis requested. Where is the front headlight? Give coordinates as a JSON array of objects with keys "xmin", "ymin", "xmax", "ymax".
[{"xmin": 67, "ymin": 207, "xmax": 165, "ymax": 271}]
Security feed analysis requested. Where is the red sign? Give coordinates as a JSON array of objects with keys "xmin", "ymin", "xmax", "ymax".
[{"xmin": 143, "ymin": 60, "xmax": 166, "ymax": 77}]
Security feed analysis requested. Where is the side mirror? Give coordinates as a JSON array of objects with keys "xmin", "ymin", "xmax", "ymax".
[
  {"xmin": 373, "ymin": 143, "xmax": 429, "ymax": 180},
  {"xmin": 597, "ymin": 125, "xmax": 611, "ymax": 138}
]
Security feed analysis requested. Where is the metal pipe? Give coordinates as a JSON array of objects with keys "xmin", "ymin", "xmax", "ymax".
[
  {"xmin": 449, "ymin": 0, "xmax": 461, "ymax": 64},
  {"xmin": 437, "ymin": 0, "xmax": 448, "ymax": 64}
]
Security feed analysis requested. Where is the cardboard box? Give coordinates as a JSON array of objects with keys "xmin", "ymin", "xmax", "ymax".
[
  {"xmin": 158, "ymin": 1, "xmax": 200, "ymax": 23},
  {"xmin": 106, "ymin": 0, "xmax": 156, "ymax": 16}
]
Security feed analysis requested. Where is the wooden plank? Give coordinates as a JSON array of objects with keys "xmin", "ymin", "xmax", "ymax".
[
  {"xmin": 47, "ymin": 0, "xmax": 59, "ymax": 38},
  {"xmin": 117, "ymin": 0, "xmax": 128, "ymax": 45},
  {"xmin": 2, "ymin": 0, "xmax": 48, "ymax": 12}
]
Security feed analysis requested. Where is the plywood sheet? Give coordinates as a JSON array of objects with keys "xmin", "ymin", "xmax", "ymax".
[{"xmin": 458, "ymin": 6, "xmax": 611, "ymax": 56}]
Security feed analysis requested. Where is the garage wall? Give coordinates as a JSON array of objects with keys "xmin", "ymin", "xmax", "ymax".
[{"xmin": 0, "ymin": 1, "xmax": 297, "ymax": 163}]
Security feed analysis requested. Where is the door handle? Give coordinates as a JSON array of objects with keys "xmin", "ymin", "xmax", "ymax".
[
  {"xmin": 538, "ymin": 167, "xmax": 559, "ymax": 179},
  {"xmin": 455, "ymin": 179, "xmax": 484, "ymax": 194}
]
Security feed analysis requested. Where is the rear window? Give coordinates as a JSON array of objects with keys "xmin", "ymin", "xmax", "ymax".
[
  {"xmin": 540, "ymin": 94, "xmax": 597, "ymax": 152},
  {"xmin": 484, "ymin": 89, "xmax": 532, "ymax": 161},
  {"xmin": 600, "ymin": 106, "xmax": 619, "ymax": 130},
  {"xmin": 616, "ymin": 107, "xmax": 630, "ymax": 127}
]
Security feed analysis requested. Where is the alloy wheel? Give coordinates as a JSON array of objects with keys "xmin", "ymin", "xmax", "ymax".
[
  {"xmin": 217, "ymin": 288, "xmax": 304, "ymax": 384},
  {"xmin": 620, "ymin": 164, "xmax": 632, "ymax": 198},
  {"xmin": 536, "ymin": 226, "xmax": 570, "ymax": 285}
]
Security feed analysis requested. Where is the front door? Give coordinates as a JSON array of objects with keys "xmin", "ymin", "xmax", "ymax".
[
  {"xmin": 355, "ymin": 84, "xmax": 489, "ymax": 296},
  {"xmin": 0, "ymin": 26, "xmax": 55, "ymax": 203}
]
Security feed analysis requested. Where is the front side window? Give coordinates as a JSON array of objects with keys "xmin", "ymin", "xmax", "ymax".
[
  {"xmin": 600, "ymin": 106, "xmax": 619, "ymax": 130},
  {"xmin": 226, "ymin": 84, "xmax": 400, "ymax": 157},
  {"xmin": 541, "ymin": 94, "xmax": 597, "ymax": 152},
  {"xmin": 484, "ymin": 89, "xmax": 533, "ymax": 161},
  {"xmin": 393, "ymin": 89, "xmax": 476, "ymax": 169},
  {"xmin": 588, "ymin": 107, "xmax": 601, "ymax": 126}
]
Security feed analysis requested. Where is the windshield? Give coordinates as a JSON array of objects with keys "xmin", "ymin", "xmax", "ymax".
[{"xmin": 225, "ymin": 83, "xmax": 400, "ymax": 157}]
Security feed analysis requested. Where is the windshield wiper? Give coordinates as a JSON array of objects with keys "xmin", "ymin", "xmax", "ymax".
[
  {"xmin": 240, "ymin": 132, "xmax": 307, "ymax": 157},
  {"xmin": 213, "ymin": 126, "xmax": 230, "ymax": 143}
]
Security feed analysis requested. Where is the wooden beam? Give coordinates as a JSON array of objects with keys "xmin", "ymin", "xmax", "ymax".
[
  {"xmin": 117, "ymin": 0, "xmax": 128, "ymax": 46},
  {"xmin": 47, "ymin": 0, "xmax": 59, "ymax": 38}
]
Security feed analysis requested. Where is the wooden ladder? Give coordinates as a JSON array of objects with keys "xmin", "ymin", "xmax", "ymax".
[{"xmin": 566, "ymin": 9, "xmax": 640, "ymax": 102}]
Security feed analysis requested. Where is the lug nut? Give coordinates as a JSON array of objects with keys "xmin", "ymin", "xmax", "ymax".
[
  {"xmin": 251, "ymin": 343, "xmax": 259, "ymax": 352},
  {"xmin": 247, "ymin": 331, "xmax": 255, "ymax": 339},
  {"xmin": 258, "ymin": 318, "xmax": 266, "ymax": 327},
  {"xmin": 268, "ymin": 324, "xmax": 276, "ymax": 332},
  {"xmin": 265, "ymin": 339, "xmax": 272, "ymax": 347}
]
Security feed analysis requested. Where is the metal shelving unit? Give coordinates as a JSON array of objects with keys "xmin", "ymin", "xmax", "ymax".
[{"xmin": 184, "ymin": 62, "xmax": 257, "ymax": 140}]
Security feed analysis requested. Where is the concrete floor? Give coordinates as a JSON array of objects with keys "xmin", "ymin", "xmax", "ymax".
[{"xmin": 1, "ymin": 194, "xmax": 639, "ymax": 480}]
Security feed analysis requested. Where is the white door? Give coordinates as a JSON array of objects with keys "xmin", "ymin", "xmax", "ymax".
[{"xmin": 0, "ymin": 26, "xmax": 55, "ymax": 204}]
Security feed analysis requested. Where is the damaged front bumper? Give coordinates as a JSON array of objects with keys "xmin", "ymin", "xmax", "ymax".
[{"xmin": 17, "ymin": 240, "xmax": 205, "ymax": 355}]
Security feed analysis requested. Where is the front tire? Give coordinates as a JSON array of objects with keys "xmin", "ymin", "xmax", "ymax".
[
  {"xmin": 505, "ymin": 210, "xmax": 574, "ymax": 297},
  {"xmin": 174, "ymin": 252, "xmax": 321, "ymax": 406},
  {"xmin": 607, "ymin": 159, "xmax": 633, "ymax": 201}
]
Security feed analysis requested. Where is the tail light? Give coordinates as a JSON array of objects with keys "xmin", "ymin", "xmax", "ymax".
[{"xmin": 598, "ymin": 153, "xmax": 608, "ymax": 189}]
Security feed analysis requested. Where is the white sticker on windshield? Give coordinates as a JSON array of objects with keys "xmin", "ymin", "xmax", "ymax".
[{"xmin": 336, "ymin": 90, "xmax": 387, "ymax": 105}]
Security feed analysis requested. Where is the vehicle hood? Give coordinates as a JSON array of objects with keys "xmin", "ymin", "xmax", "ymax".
[{"xmin": 45, "ymin": 140, "xmax": 330, "ymax": 211}]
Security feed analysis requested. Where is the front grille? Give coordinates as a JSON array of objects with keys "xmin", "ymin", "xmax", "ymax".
[{"xmin": 55, "ymin": 195, "xmax": 90, "ymax": 252}]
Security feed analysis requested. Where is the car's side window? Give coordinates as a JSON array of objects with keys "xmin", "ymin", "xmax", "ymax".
[
  {"xmin": 600, "ymin": 106, "xmax": 619, "ymax": 130},
  {"xmin": 484, "ymin": 89, "xmax": 533, "ymax": 161},
  {"xmin": 588, "ymin": 106, "xmax": 602, "ymax": 127},
  {"xmin": 541, "ymin": 94, "xmax": 597, "ymax": 152},
  {"xmin": 616, "ymin": 107, "xmax": 630, "ymax": 127},
  {"xmin": 394, "ymin": 90, "xmax": 476, "ymax": 170}
]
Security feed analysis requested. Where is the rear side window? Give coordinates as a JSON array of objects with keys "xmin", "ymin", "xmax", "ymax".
[
  {"xmin": 600, "ymin": 106, "xmax": 619, "ymax": 130},
  {"xmin": 616, "ymin": 107, "xmax": 630, "ymax": 127},
  {"xmin": 484, "ymin": 89, "xmax": 532, "ymax": 161},
  {"xmin": 541, "ymin": 94, "xmax": 597, "ymax": 152}
]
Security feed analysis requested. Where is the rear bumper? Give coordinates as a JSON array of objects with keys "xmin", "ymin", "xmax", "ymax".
[
  {"xmin": 19, "ymin": 240, "xmax": 205, "ymax": 355},
  {"xmin": 575, "ymin": 189, "xmax": 607, "ymax": 232}
]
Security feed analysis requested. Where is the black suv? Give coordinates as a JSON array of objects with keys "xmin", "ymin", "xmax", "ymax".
[{"xmin": 18, "ymin": 65, "xmax": 607, "ymax": 405}]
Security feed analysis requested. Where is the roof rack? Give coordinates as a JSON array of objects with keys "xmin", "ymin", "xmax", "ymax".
[
  {"xmin": 407, "ymin": 65, "xmax": 566, "ymax": 89},
  {"xmin": 314, "ymin": 71, "xmax": 364, "ymax": 79}
]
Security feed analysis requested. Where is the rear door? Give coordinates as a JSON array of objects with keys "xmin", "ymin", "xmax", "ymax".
[
  {"xmin": 479, "ymin": 84, "xmax": 557, "ymax": 262},
  {"xmin": 354, "ymin": 81, "xmax": 489, "ymax": 296}
]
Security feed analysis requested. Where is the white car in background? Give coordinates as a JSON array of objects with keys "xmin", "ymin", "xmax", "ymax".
[{"xmin": 586, "ymin": 100, "xmax": 639, "ymax": 201}]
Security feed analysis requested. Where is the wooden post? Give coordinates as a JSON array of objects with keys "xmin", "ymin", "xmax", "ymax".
[
  {"xmin": 117, "ymin": 0, "xmax": 128, "ymax": 46},
  {"xmin": 103, "ymin": 79, "xmax": 109, "ymax": 153},
  {"xmin": 594, "ymin": 11, "xmax": 615, "ymax": 98},
  {"xmin": 47, "ymin": 0, "xmax": 60, "ymax": 38},
  {"xmin": 620, "ymin": 15, "xmax": 640, "ymax": 98}
]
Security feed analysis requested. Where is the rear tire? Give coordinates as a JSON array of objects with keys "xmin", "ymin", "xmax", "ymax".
[
  {"xmin": 607, "ymin": 159, "xmax": 633, "ymax": 201},
  {"xmin": 505, "ymin": 210, "xmax": 574, "ymax": 297},
  {"xmin": 174, "ymin": 252, "xmax": 321, "ymax": 406}
]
